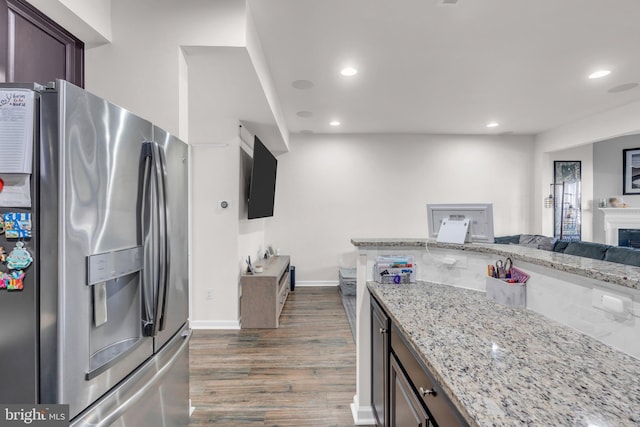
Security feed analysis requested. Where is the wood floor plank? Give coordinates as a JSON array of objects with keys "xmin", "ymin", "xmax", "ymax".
[{"xmin": 188, "ymin": 286, "xmax": 372, "ymax": 427}]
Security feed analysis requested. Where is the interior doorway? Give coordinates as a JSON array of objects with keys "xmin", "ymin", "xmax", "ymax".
[{"xmin": 0, "ymin": 0, "xmax": 84, "ymax": 86}]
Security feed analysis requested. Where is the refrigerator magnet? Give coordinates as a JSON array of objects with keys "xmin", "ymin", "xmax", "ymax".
[
  {"xmin": 2, "ymin": 212, "xmax": 32, "ymax": 238},
  {"xmin": 6, "ymin": 242, "xmax": 32, "ymax": 270},
  {"xmin": 6, "ymin": 270, "xmax": 24, "ymax": 290}
]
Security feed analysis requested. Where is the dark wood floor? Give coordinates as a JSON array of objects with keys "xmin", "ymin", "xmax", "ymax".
[{"xmin": 189, "ymin": 286, "xmax": 369, "ymax": 427}]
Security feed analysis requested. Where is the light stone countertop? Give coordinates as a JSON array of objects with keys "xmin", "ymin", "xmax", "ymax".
[
  {"xmin": 351, "ymin": 238, "xmax": 640, "ymax": 290},
  {"xmin": 368, "ymin": 281, "xmax": 640, "ymax": 427}
]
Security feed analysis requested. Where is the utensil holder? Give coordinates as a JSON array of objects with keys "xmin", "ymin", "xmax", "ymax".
[{"xmin": 485, "ymin": 276, "xmax": 526, "ymax": 308}]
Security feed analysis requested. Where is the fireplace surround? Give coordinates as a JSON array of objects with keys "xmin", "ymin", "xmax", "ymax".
[{"xmin": 599, "ymin": 208, "xmax": 640, "ymax": 246}]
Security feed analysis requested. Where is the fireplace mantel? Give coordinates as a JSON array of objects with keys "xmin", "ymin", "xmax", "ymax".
[{"xmin": 599, "ymin": 208, "xmax": 640, "ymax": 245}]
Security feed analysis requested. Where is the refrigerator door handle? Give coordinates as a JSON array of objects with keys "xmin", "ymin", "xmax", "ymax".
[
  {"xmin": 138, "ymin": 141, "xmax": 170, "ymax": 337},
  {"xmin": 138, "ymin": 142, "xmax": 158, "ymax": 336},
  {"xmin": 151, "ymin": 141, "xmax": 170, "ymax": 333}
]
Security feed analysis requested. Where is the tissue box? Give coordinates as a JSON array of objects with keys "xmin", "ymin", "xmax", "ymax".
[{"xmin": 485, "ymin": 276, "xmax": 526, "ymax": 308}]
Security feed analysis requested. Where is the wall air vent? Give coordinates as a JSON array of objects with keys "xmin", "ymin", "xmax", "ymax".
[{"xmin": 440, "ymin": 0, "xmax": 459, "ymax": 5}]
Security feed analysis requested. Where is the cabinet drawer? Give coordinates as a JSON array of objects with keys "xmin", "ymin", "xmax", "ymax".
[
  {"xmin": 278, "ymin": 277, "xmax": 288, "ymax": 306},
  {"xmin": 277, "ymin": 271, "xmax": 289, "ymax": 317},
  {"xmin": 390, "ymin": 323, "xmax": 467, "ymax": 427},
  {"xmin": 279, "ymin": 266, "xmax": 290, "ymax": 288}
]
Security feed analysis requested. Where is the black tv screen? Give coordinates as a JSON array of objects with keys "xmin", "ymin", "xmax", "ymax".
[{"xmin": 247, "ymin": 136, "xmax": 277, "ymax": 219}]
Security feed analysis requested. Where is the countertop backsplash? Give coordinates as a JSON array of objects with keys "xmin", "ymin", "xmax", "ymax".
[{"xmin": 355, "ymin": 240, "xmax": 640, "ymax": 360}]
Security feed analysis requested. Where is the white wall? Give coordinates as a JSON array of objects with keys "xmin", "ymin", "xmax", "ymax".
[
  {"xmin": 84, "ymin": 0, "xmax": 247, "ymax": 138},
  {"xmin": 245, "ymin": 2, "xmax": 290, "ymax": 152},
  {"xmin": 190, "ymin": 142, "xmax": 241, "ymax": 327},
  {"xmin": 58, "ymin": 0, "xmax": 112, "ymax": 41},
  {"xmin": 266, "ymin": 133, "xmax": 535, "ymax": 283},
  {"xmin": 189, "ymin": 137, "xmax": 269, "ymax": 328},
  {"xmin": 593, "ymin": 134, "xmax": 640, "ymax": 243}
]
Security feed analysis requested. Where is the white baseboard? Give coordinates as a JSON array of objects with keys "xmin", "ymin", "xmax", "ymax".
[
  {"xmin": 295, "ymin": 280, "xmax": 339, "ymax": 287},
  {"xmin": 350, "ymin": 398, "xmax": 376, "ymax": 425},
  {"xmin": 190, "ymin": 320, "xmax": 241, "ymax": 330}
]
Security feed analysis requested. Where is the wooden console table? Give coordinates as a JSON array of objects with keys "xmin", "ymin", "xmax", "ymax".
[{"xmin": 240, "ymin": 256, "xmax": 291, "ymax": 328}]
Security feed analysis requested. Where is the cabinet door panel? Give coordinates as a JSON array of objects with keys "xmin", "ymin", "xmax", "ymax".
[
  {"xmin": 389, "ymin": 355, "xmax": 431, "ymax": 427},
  {"xmin": 371, "ymin": 297, "xmax": 389, "ymax": 426}
]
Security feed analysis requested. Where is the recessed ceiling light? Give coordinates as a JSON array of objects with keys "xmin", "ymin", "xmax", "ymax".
[
  {"xmin": 486, "ymin": 122, "xmax": 499, "ymax": 128},
  {"xmin": 588, "ymin": 70, "xmax": 611, "ymax": 79},
  {"xmin": 329, "ymin": 120, "xmax": 341, "ymax": 126},
  {"xmin": 340, "ymin": 67, "xmax": 358, "ymax": 77}
]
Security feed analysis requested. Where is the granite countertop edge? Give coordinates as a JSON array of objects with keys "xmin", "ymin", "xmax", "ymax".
[{"xmin": 351, "ymin": 238, "xmax": 639, "ymax": 290}]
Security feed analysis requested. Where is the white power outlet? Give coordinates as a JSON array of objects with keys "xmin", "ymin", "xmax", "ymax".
[
  {"xmin": 436, "ymin": 254, "xmax": 467, "ymax": 269},
  {"xmin": 592, "ymin": 288, "xmax": 632, "ymax": 318},
  {"xmin": 205, "ymin": 288, "xmax": 215, "ymax": 300}
]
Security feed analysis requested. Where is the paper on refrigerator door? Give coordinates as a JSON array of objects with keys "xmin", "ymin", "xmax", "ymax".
[
  {"xmin": 0, "ymin": 89, "xmax": 35, "ymax": 174},
  {"xmin": 0, "ymin": 89, "xmax": 34, "ymax": 207},
  {"xmin": 0, "ymin": 174, "xmax": 31, "ymax": 207}
]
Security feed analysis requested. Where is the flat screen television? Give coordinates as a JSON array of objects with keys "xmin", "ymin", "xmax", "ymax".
[
  {"xmin": 426, "ymin": 203, "xmax": 495, "ymax": 243},
  {"xmin": 247, "ymin": 136, "xmax": 278, "ymax": 219}
]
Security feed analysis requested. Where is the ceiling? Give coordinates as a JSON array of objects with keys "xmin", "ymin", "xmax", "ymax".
[{"xmin": 246, "ymin": 0, "xmax": 640, "ymax": 137}]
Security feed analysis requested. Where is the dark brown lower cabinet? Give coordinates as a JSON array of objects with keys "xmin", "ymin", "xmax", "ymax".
[
  {"xmin": 370, "ymin": 294, "xmax": 469, "ymax": 427},
  {"xmin": 389, "ymin": 354, "xmax": 433, "ymax": 427},
  {"xmin": 371, "ymin": 296, "xmax": 389, "ymax": 427}
]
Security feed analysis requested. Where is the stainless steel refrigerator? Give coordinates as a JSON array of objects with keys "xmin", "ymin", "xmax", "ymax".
[{"xmin": 0, "ymin": 80, "xmax": 191, "ymax": 426}]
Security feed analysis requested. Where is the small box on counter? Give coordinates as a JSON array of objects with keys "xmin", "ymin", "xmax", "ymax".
[
  {"xmin": 485, "ymin": 277, "xmax": 526, "ymax": 308},
  {"xmin": 486, "ymin": 258, "xmax": 528, "ymax": 307},
  {"xmin": 374, "ymin": 255, "xmax": 416, "ymax": 284}
]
